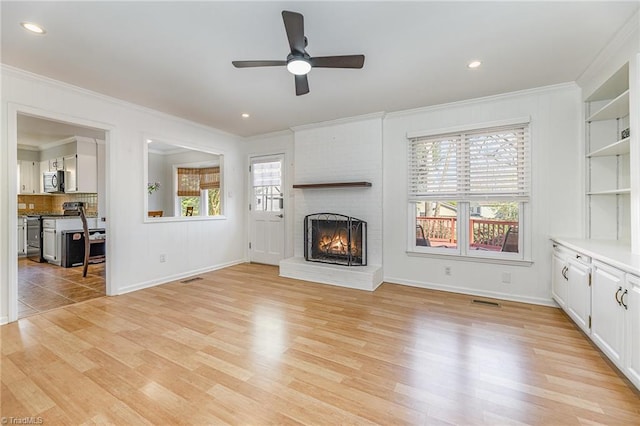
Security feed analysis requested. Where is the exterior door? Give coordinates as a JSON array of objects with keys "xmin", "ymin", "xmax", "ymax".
[{"xmin": 249, "ymin": 155, "xmax": 285, "ymax": 265}]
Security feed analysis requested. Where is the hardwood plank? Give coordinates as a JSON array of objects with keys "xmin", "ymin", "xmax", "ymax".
[{"xmin": 2, "ymin": 262, "xmax": 638, "ymax": 424}]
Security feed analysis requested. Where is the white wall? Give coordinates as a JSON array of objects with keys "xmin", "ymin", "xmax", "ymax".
[
  {"xmin": 292, "ymin": 115, "xmax": 384, "ymax": 267},
  {"xmin": 0, "ymin": 66, "xmax": 246, "ymax": 323},
  {"xmin": 383, "ymin": 84, "xmax": 583, "ymax": 305}
]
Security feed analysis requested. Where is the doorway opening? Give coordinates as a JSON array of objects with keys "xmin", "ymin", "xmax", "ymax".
[{"xmin": 14, "ymin": 111, "xmax": 109, "ymax": 320}]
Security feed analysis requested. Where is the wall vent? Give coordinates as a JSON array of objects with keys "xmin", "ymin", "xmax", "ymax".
[
  {"xmin": 180, "ymin": 277, "xmax": 203, "ymax": 284},
  {"xmin": 471, "ymin": 299, "xmax": 501, "ymax": 308}
]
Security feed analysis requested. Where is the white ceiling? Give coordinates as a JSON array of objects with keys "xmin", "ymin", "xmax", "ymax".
[
  {"xmin": 17, "ymin": 114, "xmax": 105, "ymax": 148},
  {"xmin": 2, "ymin": 1, "xmax": 638, "ymax": 138}
]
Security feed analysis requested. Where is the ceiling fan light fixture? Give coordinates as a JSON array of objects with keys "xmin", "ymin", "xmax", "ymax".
[
  {"xmin": 20, "ymin": 21, "xmax": 46, "ymax": 34},
  {"xmin": 467, "ymin": 60, "xmax": 482, "ymax": 69},
  {"xmin": 287, "ymin": 58, "xmax": 311, "ymax": 75}
]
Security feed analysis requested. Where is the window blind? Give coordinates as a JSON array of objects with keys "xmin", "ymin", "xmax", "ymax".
[
  {"xmin": 408, "ymin": 123, "xmax": 530, "ymax": 200},
  {"xmin": 177, "ymin": 168, "xmax": 202, "ymax": 196},
  {"xmin": 200, "ymin": 167, "xmax": 220, "ymax": 190}
]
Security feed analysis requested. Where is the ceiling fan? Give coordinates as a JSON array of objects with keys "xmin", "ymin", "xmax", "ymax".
[{"xmin": 232, "ymin": 11, "xmax": 365, "ymax": 96}]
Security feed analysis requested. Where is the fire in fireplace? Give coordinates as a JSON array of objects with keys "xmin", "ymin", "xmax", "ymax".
[{"xmin": 304, "ymin": 213, "xmax": 367, "ymax": 266}]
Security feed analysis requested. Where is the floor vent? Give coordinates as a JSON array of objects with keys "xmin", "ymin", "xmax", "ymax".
[
  {"xmin": 180, "ymin": 277, "xmax": 203, "ymax": 284},
  {"xmin": 471, "ymin": 299, "xmax": 501, "ymax": 308}
]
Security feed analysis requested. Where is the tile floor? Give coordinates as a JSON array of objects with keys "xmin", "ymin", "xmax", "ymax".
[{"xmin": 17, "ymin": 257, "xmax": 105, "ymax": 318}]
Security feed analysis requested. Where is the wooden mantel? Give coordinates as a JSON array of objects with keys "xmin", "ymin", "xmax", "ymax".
[{"xmin": 292, "ymin": 181, "xmax": 372, "ymax": 189}]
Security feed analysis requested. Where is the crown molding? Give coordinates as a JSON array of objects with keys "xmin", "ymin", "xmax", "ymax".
[
  {"xmin": 576, "ymin": 10, "xmax": 639, "ymax": 91},
  {"xmin": 1, "ymin": 64, "xmax": 242, "ymax": 141},
  {"xmin": 290, "ymin": 111, "xmax": 386, "ymax": 133},
  {"xmin": 386, "ymin": 82, "xmax": 579, "ymax": 120},
  {"xmin": 242, "ymin": 128, "xmax": 294, "ymax": 142}
]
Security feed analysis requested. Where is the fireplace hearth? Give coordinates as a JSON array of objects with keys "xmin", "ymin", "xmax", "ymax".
[{"xmin": 304, "ymin": 213, "xmax": 367, "ymax": 266}]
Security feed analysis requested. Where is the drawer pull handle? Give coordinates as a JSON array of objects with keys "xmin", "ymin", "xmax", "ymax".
[
  {"xmin": 615, "ymin": 287, "xmax": 623, "ymax": 306},
  {"xmin": 621, "ymin": 289, "xmax": 628, "ymax": 310}
]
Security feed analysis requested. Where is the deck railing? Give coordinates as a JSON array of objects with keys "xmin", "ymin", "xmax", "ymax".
[{"xmin": 416, "ymin": 216, "xmax": 518, "ymax": 250}]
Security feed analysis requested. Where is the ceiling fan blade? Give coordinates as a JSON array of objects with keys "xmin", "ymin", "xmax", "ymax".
[
  {"xmin": 282, "ymin": 11, "xmax": 305, "ymax": 54},
  {"xmin": 232, "ymin": 60, "xmax": 287, "ymax": 68},
  {"xmin": 295, "ymin": 74, "xmax": 309, "ymax": 96},
  {"xmin": 310, "ymin": 55, "xmax": 365, "ymax": 69}
]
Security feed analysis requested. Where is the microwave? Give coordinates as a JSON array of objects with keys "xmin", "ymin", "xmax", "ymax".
[{"xmin": 43, "ymin": 170, "xmax": 65, "ymax": 193}]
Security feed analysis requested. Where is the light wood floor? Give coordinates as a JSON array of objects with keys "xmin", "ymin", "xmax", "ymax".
[
  {"xmin": 2, "ymin": 263, "xmax": 638, "ymax": 424},
  {"xmin": 18, "ymin": 257, "xmax": 106, "ymax": 318}
]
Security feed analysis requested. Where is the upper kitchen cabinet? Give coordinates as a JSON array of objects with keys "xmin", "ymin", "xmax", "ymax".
[
  {"xmin": 63, "ymin": 136, "xmax": 98, "ymax": 193},
  {"xmin": 585, "ymin": 63, "xmax": 631, "ymax": 242},
  {"xmin": 18, "ymin": 160, "xmax": 39, "ymax": 194}
]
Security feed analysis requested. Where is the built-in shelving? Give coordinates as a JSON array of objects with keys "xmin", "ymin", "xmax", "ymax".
[
  {"xmin": 293, "ymin": 181, "xmax": 372, "ymax": 189},
  {"xmin": 586, "ymin": 90, "xmax": 629, "ymax": 122},
  {"xmin": 586, "ymin": 137, "xmax": 630, "ymax": 158},
  {"xmin": 584, "ymin": 62, "xmax": 631, "ymax": 242}
]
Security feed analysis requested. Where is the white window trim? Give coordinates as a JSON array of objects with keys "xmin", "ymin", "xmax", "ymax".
[{"xmin": 407, "ymin": 118, "xmax": 532, "ymax": 262}]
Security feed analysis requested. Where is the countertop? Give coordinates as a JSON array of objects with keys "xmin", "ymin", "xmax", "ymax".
[{"xmin": 551, "ymin": 237, "xmax": 640, "ymax": 276}]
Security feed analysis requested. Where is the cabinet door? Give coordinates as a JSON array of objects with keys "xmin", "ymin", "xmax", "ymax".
[
  {"xmin": 64, "ymin": 154, "xmax": 78, "ymax": 192},
  {"xmin": 625, "ymin": 274, "xmax": 640, "ymax": 389},
  {"xmin": 552, "ymin": 250, "xmax": 568, "ymax": 308},
  {"xmin": 17, "ymin": 225, "xmax": 24, "ymax": 254},
  {"xmin": 591, "ymin": 263, "xmax": 625, "ymax": 368},
  {"xmin": 43, "ymin": 228, "xmax": 57, "ymax": 261},
  {"xmin": 19, "ymin": 160, "xmax": 36, "ymax": 194},
  {"xmin": 566, "ymin": 259, "xmax": 591, "ymax": 334}
]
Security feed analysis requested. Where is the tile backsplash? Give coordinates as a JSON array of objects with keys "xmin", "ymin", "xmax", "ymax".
[{"xmin": 17, "ymin": 193, "xmax": 98, "ymax": 215}]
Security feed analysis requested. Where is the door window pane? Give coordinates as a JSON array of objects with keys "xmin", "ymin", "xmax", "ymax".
[
  {"xmin": 469, "ymin": 201, "xmax": 519, "ymax": 253},
  {"xmin": 415, "ymin": 201, "xmax": 458, "ymax": 249},
  {"xmin": 253, "ymin": 161, "xmax": 282, "ymax": 212}
]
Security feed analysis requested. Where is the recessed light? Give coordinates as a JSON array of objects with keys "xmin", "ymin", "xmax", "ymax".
[
  {"xmin": 20, "ymin": 21, "xmax": 46, "ymax": 34},
  {"xmin": 241, "ymin": 113, "xmax": 250, "ymax": 118},
  {"xmin": 468, "ymin": 60, "xmax": 482, "ymax": 69}
]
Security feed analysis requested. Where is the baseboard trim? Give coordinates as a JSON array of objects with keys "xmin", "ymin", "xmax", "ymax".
[
  {"xmin": 117, "ymin": 259, "xmax": 246, "ymax": 295},
  {"xmin": 0, "ymin": 316, "xmax": 8, "ymax": 325},
  {"xmin": 384, "ymin": 276, "xmax": 557, "ymax": 307}
]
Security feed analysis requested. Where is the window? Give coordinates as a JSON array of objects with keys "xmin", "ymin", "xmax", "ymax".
[
  {"xmin": 177, "ymin": 166, "xmax": 221, "ymax": 217},
  {"xmin": 408, "ymin": 121, "xmax": 530, "ymax": 260}
]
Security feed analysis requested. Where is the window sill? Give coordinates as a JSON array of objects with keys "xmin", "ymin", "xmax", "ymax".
[
  {"xmin": 144, "ymin": 215, "xmax": 227, "ymax": 224},
  {"xmin": 406, "ymin": 250, "xmax": 533, "ymax": 266}
]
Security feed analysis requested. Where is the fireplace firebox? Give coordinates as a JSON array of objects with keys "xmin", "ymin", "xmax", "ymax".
[{"xmin": 304, "ymin": 213, "xmax": 367, "ymax": 266}]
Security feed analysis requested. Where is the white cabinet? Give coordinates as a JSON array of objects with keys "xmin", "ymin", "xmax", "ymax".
[
  {"xmin": 591, "ymin": 261, "xmax": 626, "ymax": 368},
  {"xmin": 18, "ymin": 160, "xmax": 39, "ymax": 194},
  {"xmin": 551, "ymin": 239, "xmax": 640, "ymax": 391},
  {"xmin": 551, "ymin": 248, "xmax": 568, "ymax": 308},
  {"xmin": 626, "ymin": 274, "xmax": 640, "ymax": 389},
  {"xmin": 551, "ymin": 244, "xmax": 591, "ymax": 332},
  {"xmin": 43, "ymin": 228, "xmax": 57, "ymax": 262},
  {"xmin": 585, "ymin": 63, "xmax": 631, "ymax": 240},
  {"xmin": 17, "ymin": 218, "xmax": 25, "ymax": 255},
  {"xmin": 566, "ymin": 257, "xmax": 591, "ymax": 333},
  {"xmin": 63, "ymin": 138, "xmax": 97, "ymax": 193}
]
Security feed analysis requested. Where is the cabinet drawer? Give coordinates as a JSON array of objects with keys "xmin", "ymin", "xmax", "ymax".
[
  {"xmin": 42, "ymin": 219, "xmax": 56, "ymax": 229},
  {"xmin": 552, "ymin": 243, "xmax": 591, "ymax": 265}
]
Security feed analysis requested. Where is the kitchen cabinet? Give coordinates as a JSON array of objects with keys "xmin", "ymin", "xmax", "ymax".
[
  {"xmin": 64, "ymin": 138, "xmax": 97, "ymax": 193},
  {"xmin": 42, "ymin": 217, "xmax": 98, "ymax": 266},
  {"xmin": 43, "ymin": 228, "xmax": 57, "ymax": 262},
  {"xmin": 18, "ymin": 160, "xmax": 39, "ymax": 194},
  {"xmin": 17, "ymin": 217, "xmax": 25, "ymax": 255},
  {"xmin": 591, "ymin": 261, "xmax": 625, "ymax": 368}
]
